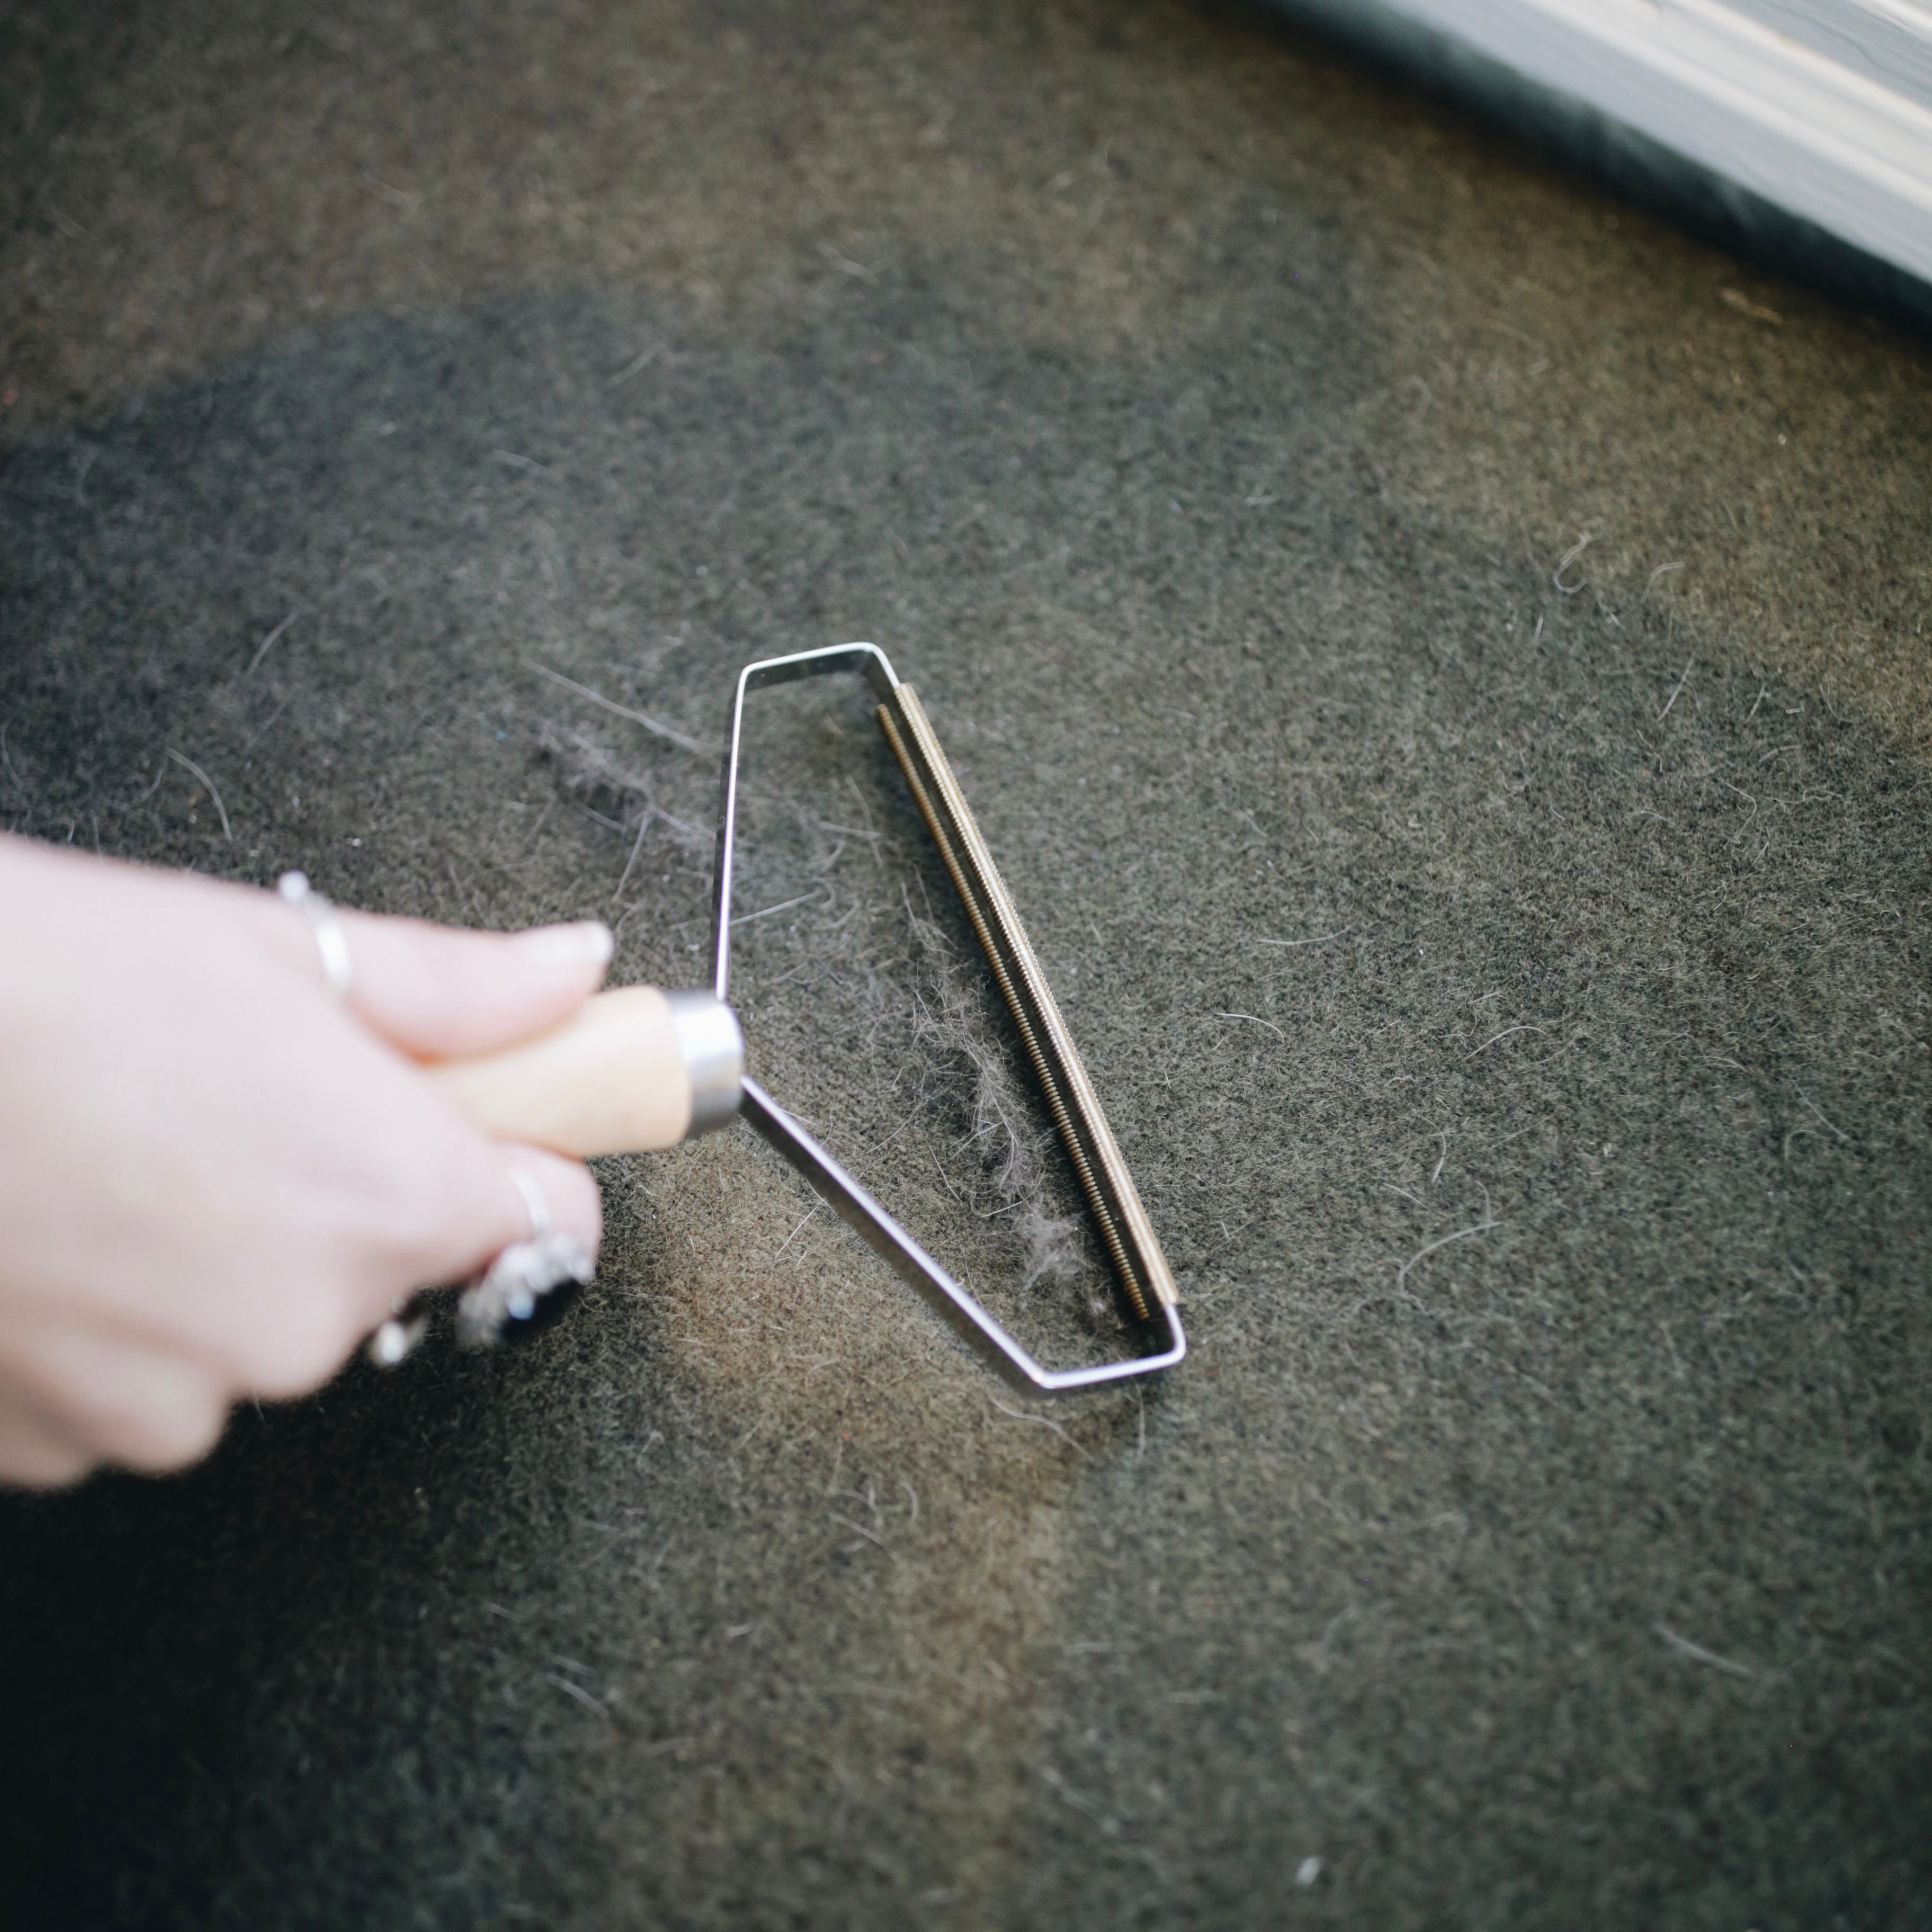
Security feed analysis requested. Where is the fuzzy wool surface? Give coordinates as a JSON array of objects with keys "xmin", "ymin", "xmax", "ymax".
[{"xmin": 2, "ymin": 3, "xmax": 1929, "ymax": 1927}]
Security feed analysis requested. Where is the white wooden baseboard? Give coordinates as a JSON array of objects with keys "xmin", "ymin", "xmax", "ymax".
[
  {"xmin": 1278, "ymin": 0, "xmax": 1932, "ymax": 287},
  {"xmin": 1725, "ymin": 0, "xmax": 1932, "ymax": 114}
]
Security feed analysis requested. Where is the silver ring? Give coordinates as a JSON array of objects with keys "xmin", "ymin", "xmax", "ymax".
[
  {"xmin": 455, "ymin": 1170, "xmax": 594, "ymax": 1348},
  {"xmin": 508, "ymin": 1168, "xmax": 552, "ymax": 1242},
  {"xmin": 367, "ymin": 1305, "xmax": 428, "ymax": 1367},
  {"xmin": 277, "ymin": 870, "xmax": 353, "ymax": 1001},
  {"xmin": 371, "ymin": 1174, "xmax": 587, "ymax": 1365}
]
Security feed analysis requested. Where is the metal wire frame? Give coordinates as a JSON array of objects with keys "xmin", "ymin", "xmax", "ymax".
[{"xmin": 709, "ymin": 642, "xmax": 1185, "ymax": 1396}]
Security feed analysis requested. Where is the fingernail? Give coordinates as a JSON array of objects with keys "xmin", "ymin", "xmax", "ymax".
[{"xmin": 512, "ymin": 920, "xmax": 613, "ymax": 970}]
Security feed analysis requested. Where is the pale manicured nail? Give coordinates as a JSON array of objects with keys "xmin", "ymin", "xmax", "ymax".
[{"xmin": 512, "ymin": 920, "xmax": 613, "ymax": 970}]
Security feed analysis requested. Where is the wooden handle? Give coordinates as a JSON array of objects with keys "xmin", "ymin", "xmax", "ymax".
[{"xmin": 429, "ymin": 985, "xmax": 738, "ymax": 1157}]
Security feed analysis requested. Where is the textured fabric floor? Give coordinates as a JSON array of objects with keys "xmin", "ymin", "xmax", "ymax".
[{"xmin": 2, "ymin": 4, "xmax": 1928, "ymax": 1927}]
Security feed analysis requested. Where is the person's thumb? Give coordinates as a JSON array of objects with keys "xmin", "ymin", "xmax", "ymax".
[{"xmin": 297, "ymin": 909, "xmax": 614, "ymax": 1061}]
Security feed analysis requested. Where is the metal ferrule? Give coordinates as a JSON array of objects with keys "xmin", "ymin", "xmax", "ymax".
[{"xmin": 665, "ymin": 988, "xmax": 746, "ymax": 1137}]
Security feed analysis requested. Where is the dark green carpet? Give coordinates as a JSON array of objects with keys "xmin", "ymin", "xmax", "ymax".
[{"xmin": 2, "ymin": 3, "xmax": 1928, "ymax": 1927}]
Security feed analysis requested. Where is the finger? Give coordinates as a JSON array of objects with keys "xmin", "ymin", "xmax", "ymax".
[
  {"xmin": 238, "ymin": 1093, "xmax": 607, "ymax": 1354},
  {"xmin": 0, "ymin": 1394, "xmax": 92, "ymax": 1489},
  {"xmin": 290, "ymin": 904, "xmax": 614, "ymax": 1061},
  {"xmin": 0, "ymin": 1321, "xmax": 228, "ymax": 1474},
  {"xmin": 439, "ymin": 1143, "xmax": 604, "ymax": 1291}
]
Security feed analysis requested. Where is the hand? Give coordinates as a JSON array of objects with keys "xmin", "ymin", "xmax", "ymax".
[{"xmin": 0, "ymin": 834, "xmax": 611, "ymax": 1488}]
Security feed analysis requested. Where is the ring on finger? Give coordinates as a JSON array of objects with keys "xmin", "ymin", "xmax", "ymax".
[
  {"xmin": 277, "ymin": 870, "xmax": 353, "ymax": 1001},
  {"xmin": 456, "ymin": 1169, "xmax": 595, "ymax": 1349}
]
